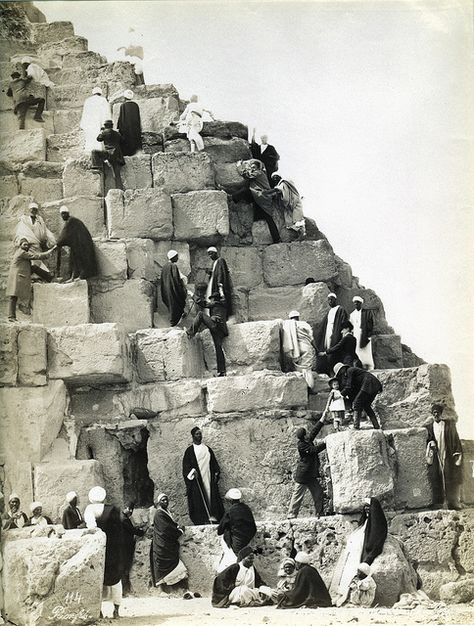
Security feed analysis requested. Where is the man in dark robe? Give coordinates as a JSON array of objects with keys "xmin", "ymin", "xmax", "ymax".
[
  {"xmin": 160, "ymin": 249, "xmax": 187, "ymax": 327},
  {"xmin": 250, "ymin": 128, "xmax": 280, "ymax": 186},
  {"xmin": 61, "ymin": 491, "xmax": 85, "ymax": 530},
  {"xmin": 321, "ymin": 321, "xmax": 362, "ymax": 368},
  {"xmin": 56, "ymin": 206, "xmax": 97, "ymax": 280},
  {"xmin": 92, "ymin": 119, "xmax": 125, "ymax": 189},
  {"xmin": 277, "ymin": 551, "xmax": 332, "ymax": 608},
  {"xmin": 217, "ymin": 489, "xmax": 257, "ymax": 557},
  {"xmin": 7, "ymin": 71, "xmax": 45, "ymax": 129},
  {"xmin": 334, "ymin": 362, "xmax": 382, "ymax": 429},
  {"xmin": 426, "ymin": 404, "xmax": 463, "ymax": 510},
  {"xmin": 117, "ymin": 90, "xmax": 142, "ymax": 156},
  {"xmin": 316, "ymin": 292, "xmax": 348, "ymax": 374},
  {"xmin": 182, "ymin": 426, "xmax": 224, "ymax": 525},
  {"xmin": 206, "ymin": 247, "xmax": 233, "ymax": 318},
  {"xmin": 121, "ymin": 503, "xmax": 145, "ymax": 595},
  {"xmin": 359, "ymin": 497, "xmax": 388, "ymax": 565},
  {"xmin": 212, "ymin": 547, "xmax": 273, "ymax": 607}
]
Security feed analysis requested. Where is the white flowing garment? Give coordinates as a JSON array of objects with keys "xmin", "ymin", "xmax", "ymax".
[
  {"xmin": 228, "ymin": 564, "xmax": 261, "ymax": 606},
  {"xmin": 282, "ymin": 319, "xmax": 315, "ymax": 388},
  {"xmin": 433, "ymin": 420, "xmax": 446, "ymax": 470},
  {"xmin": 15, "ymin": 215, "xmax": 56, "ymax": 273},
  {"xmin": 193, "ymin": 443, "xmax": 211, "ymax": 503},
  {"xmin": 330, "ymin": 521, "xmax": 367, "ymax": 606},
  {"xmin": 325, "ymin": 305, "xmax": 340, "ymax": 349},
  {"xmin": 26, "ymin": 62, "xmax": 55, "ymax": 87},
  {"xmin": 80, "ymin": 94, "xmax": 112, "ymax": 152},
  {"xmin": 350, "ymin": 309, "xmax": 374, "ymax": 370}
]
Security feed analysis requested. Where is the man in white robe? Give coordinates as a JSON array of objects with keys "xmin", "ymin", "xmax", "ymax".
[
  {"xmin": 350, "ymin": 296, "xmax": 375, "ymax": 370},
  {"xmin": 80, "ymin": 87, "xmax": 111, "ymax": 153},
  {"xmin": 178, "ymin": 95, "xmax": 214, "ymax": 152},
  {"xmin": 15, "ymin": 202, "xmax": 56, "ymax": 280},
  {"xmin": 282, "ymin": 310, "xmax": 315, "ymax": 389}
]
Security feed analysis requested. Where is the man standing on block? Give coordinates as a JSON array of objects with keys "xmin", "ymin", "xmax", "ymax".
[
  {"xmin": 15, "ymin": 201, "xmax": 56, "ymax": 282},
  {"xmin": 116, "ymin": 89, "xmax": 142, "ymax": 156},
  {"xmin": 287, "ymin": 415, "xmax": 327, "ymax": 519},
  {"xmin": 160, "ymin": 249, "xmax": 187, "ymax": 327},
  {"xmin": 350, "ymin": 296, "xmax": 375, "ymax": 370},
  {"xmin": 182, "ymin": 426, "xmax": 224, "ymax": 525},
  {"xmin": 206, "ymin": 247, "xmax": 233, "ymax": 318},
  {"xmin": 317, "ymin": 292, "xmax": 348, "ymax": 374},
  {"xmin": 56, "ymin": 206, "xmax": 97, "ymax": 281},
  {"xmin": 217, "ymin": 488, "xmax": 257, "ymax": 572},
  {"xmin": 6, "ymin": 71, "xmax": 45, "ymax": 129},
  {"xmin": 92, "ymin": 119, "xmax": 125, "ymax": 190},
  {"xmin": 250, "ymin": 128, "xmax": 280, "ymax": 186},
  {"xmin": 333, "ymin": 362, "xmax": 382, "ymax": 429},
  {"xmin": 282, "ymin": 310, "xmax": 316, "ymax": 390},
  {"xmin": 80, "ymin": 86, "xmax": 111, "ymax": 153}
]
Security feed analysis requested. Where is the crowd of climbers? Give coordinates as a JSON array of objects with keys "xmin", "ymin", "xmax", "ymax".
[{"xmin": 2, "ymin": 68, "xmax": 465, "ymax": 616}]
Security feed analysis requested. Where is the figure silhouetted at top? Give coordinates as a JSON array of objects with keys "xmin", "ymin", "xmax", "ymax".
[
  {"xmin": 56, "ymin": 206, "xmax": 97, "ymax": 281},
  {"xmin": 250, "ymin": 128, "xmax": 280, "ymax": 186}
]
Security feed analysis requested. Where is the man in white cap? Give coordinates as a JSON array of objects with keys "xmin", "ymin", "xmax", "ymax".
[
  {"xmin": 216, "ymin": 489, "xmax": 257, "ymax": 572},
  {"xmin": 316, "ymin": 292, "xmax": 348, "ymax": 374},
  {"xmin": 344, "ymin": 562, "xmax": 377, "ymax": 607},
  {"xmin": 80, "ymin": 86, "xmax": 111, "ymax": 152},
  {"xmin": 277, "ymin": 551, "xmax": 332, "ymax": 608},
  {"xmin": 178, "ymin": 94, "xmax": 215, "ymax": 152},
  {"xmin": 62, "ymin": 491, "xmax": 84, "ymax": 530},
  {"xmin": 160, "ymin": 250, "xmax": 187, "ymax": 326},
  {"xmin": 282, "ymin": 310, "xmax": 316, "ymax": 389},
  {"xmin": 14, "ymin": 201, "xmax": 56, "ymax": 282},
  {"xmin": 84, "ymin": 486, "xmax": 124, "ymax": 619},
  {"xmin": 56, "ymin": 206, "xmax": 97, "ymax": 281},
  {"xmin": 28, "ymin": 502, "xmax": 52, "ymax": 526},
  {"xmin": 350, "ymin": 296, "xmax": 375, "ymax": 370},
  {"xmin": 6, "ymin": 70, "xmax": 45, "ymax": 129},
  {"xmin": 1, "ymin": 494, "xmax": 28, "ymax": 530},
  {"xmin": 115, "ymin": 89, "xmax": 142, "ymax": 156},
  {"xmin": 205, "ymin": 247, "xmax": 233, "ymax": 318}
]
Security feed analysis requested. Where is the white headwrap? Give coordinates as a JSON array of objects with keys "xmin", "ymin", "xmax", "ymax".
[
  {"xmin": 288, "ymin": 310, "xmax": 300, "ymax": 319},
  {"xmin": 59, "ymin": 205, "xmax": 69, "ymax": 214},
  {"xmin": 88, "ymin": 486, "xmax": 106, "ymax": 503},
  {"xmin": 92, "ymin": 87, "xmax": 102, "ymax": 95},
  {"xmin": 207, "ymin": 246, "xmax": 218, "ymax": 253},
  {"xmin": 30, "ymin": 501, "xmax": 42, "ymax": 512},
  {"xmin": 358, "ymin": 562, "xmax": 371, "ymax": 576},
  {"xmin": 295, "ymin": 551, "xmax": 311, "ymax": 564},
  {"xmin": 9, "ymin": 493, "xmax": 20, "ymax": 502},
  {"xmin": 29, "ymin": 202, "xmax": 39, "ymax": 209},
  {"xmin": 167, "ymin": 250, "xmax": 178, "ymax": 260},
  {"xmin": 66, "ymin": 491, "xmax": 77, "ymax": 503},
  {"xmin": 225, "ymin": 488, "xmax": 242, "ymax": 501},
  {"xmin": 352, "ymin": 296, "xmax": 364, "ymax": 303},
  {"xmin": 123, "ymin": 89, "xmax": 134, "ymax": 99},
  {"xmin": 327, "ymin": 292, "xmax": 337, "ymax": 299}
]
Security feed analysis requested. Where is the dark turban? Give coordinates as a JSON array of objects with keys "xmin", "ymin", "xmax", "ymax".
[
  {"xmin": 296, "ymin": 427, "xmax": 306, "ymax": 440},
  {"xmin": 238, "ymin": 546, "xmax": 254, "ymax": 562},
  {"xmin": 431, "ymin": 404, "xmax": 444, "ymax": 415}
]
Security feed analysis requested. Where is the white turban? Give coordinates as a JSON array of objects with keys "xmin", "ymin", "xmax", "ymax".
[
  {"xmin": 207, "ymin": 246, "xmax": 218, "ymax": 253},
  {"xmin": 88, "ymin": 486, "xmax": 106, "ymax": 503},
  {"xmin": 92, "ymin": 87, "xmax": 102, "ymax": 95},
  {"xmin": 123, "ymin": 89, "xmax": 134, "ymax": 99},
  {"xmin": 288, "ymin": 310, "xmax": 300, "ymax": 319},
  {"xmin": 30, "ymin": 501, "xmax": 42, "ymax": 512},
  {"xmin": 327, "ymin": 292, "xmax": 337, "ymax": 299},
  {"xmin": 225, "ymin": 488, "xmax": 242, "ymax": 501},
  {"xmin": 295, "ymin": 551, "xmax": 311, "ymax": 564},
  {"xmin": 8, "ymin": 493, "xmax": 20, "ymax": 503},
  {"xmin": 59, "ymin": 205, "xmax": 69, "ymax": 214},
  {"xmin": 21, "ymin": 56, "xmax": 33, "ymax": 64},
  {"xmin": 352, "ymin": 296, "xmax": 364, "ymax": 303},
  {"xmin": 157, "ymin": 493, "xmax": 168, "ymax": 503},
  {"xmin": 29, "ymin": 202, "xmax": 39, "ymax": 209},
  {"xmin": 167, "ymin": 249, "xmax": 178, "ymax": 260},
  {"xmin": 358, "ymin": 562, "xmax": 371, "ymax": 576},
  {"xmin": 333, "ymin": 362, "xmax": 346, "ymax": 376},
  {"xmin": 66, "ymin": 491, "xmax": 77, "ymax": 503}
]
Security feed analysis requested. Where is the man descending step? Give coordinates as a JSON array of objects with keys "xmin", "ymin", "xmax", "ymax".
[
  {"xmin": 206, "ymin": 247, "xmax": 233, "ymax": 318},
  {"xmin": 182, "ymin": 426, "xmax": 224, "ymax": 525},
  {"xmin": 80, "ymin": 87, "xmax": 111, "ymax": 152},
  {"xmin": 350, "ymin": 296, "xmax": 375, "ymax": 370},
  {"xmin": 216, "ymin": 489, "xmax": 257, "ymax": 572},
  {"xmin": 160, "ymin": 250, "xmax": 187, "ymax": 327},
  {"xmin": 333, "ymin": 362, "xmax": 382, "ymax": 429},
  {"xmin": 316, "ymin": 292, "xmax": 348, "ymax": 374},
  {"xmin": 15, "ymin": 201, "xmax": 56, "ymax": 282},
  {"xmin": 115, "ymin": 89, "xmax": 142, "ymax": 156},
  {"xmin": 92, "ymin": 119, "xmax": 125, "ymax": 190},
  {"xmin": 282, "ymin": 310, "xmax": 316, "ymax": 390},
  {"xmin": 6, "ymin": 71, "xmax": 45, "ymax": 129},
  {"xmin": 287, "ymin": 415, "xmax": 327, "ymax": 519},
  {"xmin": 56, "ymin": 206, "xmax": 97, "ymax": 281},
  {"xmin": 250, "ymin": 128, "xmax": 280, "ymax": 186}
]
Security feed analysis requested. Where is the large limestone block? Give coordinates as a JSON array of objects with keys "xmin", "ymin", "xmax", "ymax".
[
  {"xmin": 18, "ymin": 324, "xmax": 47, "ymax": 386},
  {"xmin": 61, "ymin": 50, "xmax": 107, "ymax": 70},
  {"xmin": 32, "ymin": 280, "xmax": 89, "ymax": 326},
  {"xmin": 62, "ymin": 157, "xmax": 101, "ymax": 197},
  {"xmin": 106, "ymin": 188, "xmax": 173, "ymax": 240},
  {"xmin": 47, "ymin": 81, "xmax": 97, "ymax": 110},
  {"xmin": 191, "ymin": 245, "xmax": 263, "ymax": 289},
  {"xmin": 206, "ymin": 372, "xmax": 307, "ymax": 413},
  {"xmin": 3, "ymin": 460, "xmax": 34, "ymax": 508},
  {"xmin": 42, "ymin": 196, "xmax": 105, "ymax": 239},
  {"xmin": 114, "ymin": 96, "xmax": 179, "ymax": 132},
  {"xmin": 48, "ymin": 323, "xmax": 132, "ymax": 384},
  {"xmin": 0, "ymin": 129, "xmax": 46, "ymax": 163},
  {"xmin": 18, "ymin": 174, "xmax": 62, "ymax": 203},
  {"xmin": 326, "ymin": 430, "xmax": 395, "ymax": 513},
  {"xmin": 163, "ymin": 120, "xmax": 248, "ymax": 141},
  {"xmin": 95, "ymin": 240, "xmax": 127, "ymax": 280},
  {"xmin": 121, "ymin": 154, "xmax": 153, "ymax": 189},
  {"xmin": 248, "ymin": 281, "xmax": 331, "ymax": 324},
  {"xmin": 172, "ymin": 190, "xmax": 229, "ymax": 242},
  {"xmin": 370, "ymin": 535, "xmax": 418, "ymax": 606},
  {"xmin": 385, "ymin": 427, "xmax": 432, "ymax": 509},
  {"xmin": 262, "ymin": 240, "xmax": 337, "ymax": 286},
  {"xmin": 52, "ymin": 62, "xmax": 135, "ymax": 91},
  {"xmin": 134, "ymin": 328, "xmax": 203, "ymax": 382},
  {"xmin": 90, "ymin": 279, "xmax": 154, "ymax": 333},
  {"xmin": 125, "ymin": 238, "xmax": 156, "ymax": 281},
  {"xmin": 375, "ymin": 364, "xmax": 457, "ymax": 429},
  {"xmin": 34, "ymin": 459, "xmax": 104, "ymax": 522},
  {"xmin": 201, "ymin": 320, "xmax": 281, "ymax": 374},
  {"xmin": 0, "ymin": 380, "xmax": 68, "ymax": 465},
  {"xmin": 47, "ymin": 130, "xmax": 84, "ymax": 162},
  {"xmin": 0, "ymin": 323, "xmax": 18, "ymax": 385},
  {"xmin": 32, "ymin": 21, "xmax": 74, "ymax": 44},
  {"xmin": 2, "ymin": 527, "xmax": 105, "ymax": 626},
  {"xmin": 440, "ymin": 577, "xmax": 474, "ymax": 604},
  {"xmin": 152, "ymin": 152, "xmax": 215, "ymax": 194},
  {"xmin": 372, "ymin": 334, "xmax": 403, "ymax": 369},
  {"xmin": 165, "ymin": 137, "xmax": 251, "ymax": 161},
  {"xmin": 0, "ymin": 109, "xmax": 54, "ymax": 136},
  {"xmin": 53, "ymin": 108, "xmax": 82, "ymax": 134},
  {"xmin": 0, "ymin": 173, "xmax": 19, "ymax": 198}
]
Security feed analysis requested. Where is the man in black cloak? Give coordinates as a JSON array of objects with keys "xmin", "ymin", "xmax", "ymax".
[
  {"xmin": 92, "ymin": 119, "xmax": 125, "ymax": 190},
  {"xmin": 217, "ymin": 488, "xmax": 257, "ymax": 556},
  {"xmin": 182, "ymin": 426, "xmax": 224, "ymax": 525},
  {"xmin": 160, "ymin": 249, "xmax": 187, "ymax": 327},
  {"xmin": 117, "ymin": 90, "xmax": 142, "ymax": 156},
  {"xmin": 316, "ymin": 292, "xmax": 349, "ymax": 374},
  {"xmin": 359, "ymin": 497, "xmax": 388, "ymax": 565},
  {"xmin": 121, "ymin": 503, "xmax": 145, "ymax": 595},
  {"xmin": 61, "ymin": 491, "xmax": 85, "ymax": 530},
  {"xmin": 321, "ymin": 320, "xmax": 362, "ymax": 368},
  {"xmin": 250, "ymin": 128, "xmax": 280, "ymax": 186},
  {"xmin": 334, "ymin": 362, "xmax": 382, "ymax": 429},
  {"xmin": 277, "ymin": 551, "xmax": 332, "ymax": 608},
  {"xmin": 206, "ymin": 247, "xmax": 233, "ymax": 318},
  {"xmin": 56, "ymin": 206, "xmax": 98, "ymax": 280},
  {"xmin": 212, "ymin": 547, "xmax": 272, "ymax": 607}
]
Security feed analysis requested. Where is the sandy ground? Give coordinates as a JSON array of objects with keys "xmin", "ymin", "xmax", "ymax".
[{"xmin": 97, "ymin": 597, "xmax": 474, "ymax": 626}]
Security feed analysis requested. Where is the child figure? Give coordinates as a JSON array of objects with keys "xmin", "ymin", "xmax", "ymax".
[{"xmin": 324, "ymin": 378, "xmax": 345, "ymax": 431}]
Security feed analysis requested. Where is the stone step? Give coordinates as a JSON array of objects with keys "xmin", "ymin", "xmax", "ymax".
[
  {"xmin": 31, "ymin": 22, "xmax": 75, "ymax": 46},
  {"xmin": 32, "ymin": 280, "xmax": 90, "ymax": 327},
  {"xmin": 0, "ymin": 129, "xmax": 46, "ymax": 163},
  {"xmin": 36, "ymin": 35, "xmax": 89, "ymax": 68}
]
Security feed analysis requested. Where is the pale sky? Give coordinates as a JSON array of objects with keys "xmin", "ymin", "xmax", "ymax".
[{"xmin": 36, "ymin": 0, "xmax": 474, "ymax": 437}]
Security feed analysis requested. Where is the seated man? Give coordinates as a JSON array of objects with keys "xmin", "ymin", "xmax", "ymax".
[
  {"xmin": 275, "ymin": 557, "xmax": 297, "ymax": 597},
  {"xmin": 344, "ymin": 563, "xmax": 376, "ymax": 607},
  {"xmin": 212, "ymin": 546, "xmax": 276, "ymax": 608},
  {"xmin": 29, "ymin": 502, "xmax": 53, "ymax": 526},
  {"xmin": 277, "ymin": 551, "xmax": 332, "ymax": 609}
]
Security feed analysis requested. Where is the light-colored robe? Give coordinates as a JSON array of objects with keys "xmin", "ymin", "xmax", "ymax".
[
  {"xmin": 15, "ymin": 215, "xmax": 56, "ymax": 273},
  {"xmin": 350, "ymin": 309, "xmax": 374, "ymax": 369},
  {"xmin": 80, "ymin": 94, "xmax": 112, "ymax": 152},
  {"xmin": 282, "ymin": 318, "xmax": 315, "ymax": 388}
]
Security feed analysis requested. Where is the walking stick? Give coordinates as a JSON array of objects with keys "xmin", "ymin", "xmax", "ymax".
[{"xmin": 187, "ymin": 468, "xmax": 213, "ymax": 524}]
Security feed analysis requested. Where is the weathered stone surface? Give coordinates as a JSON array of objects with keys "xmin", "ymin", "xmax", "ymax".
[
  {"xmin": 124, "ymin": 238, "xmax": 156, "ymax": 281},
  {"xmin": 61, "ymin": 50, "xmax": 107, "ymax": 70},
  {"xmin": 334, "ymin": 255, "xmax": 353, "ymax": 288},
  {"xmin": 172, "ymin": 190, "xmax": 229, "ymax": 242},
  {"xmin": 369, "ymin": 535, "xmax": 418, "ymax": 606},
  {"xmin": 375, "ymin": 364, "xmax": 457, "ymax": 429},
  {"xmin": 0, "ymin": 194, "xmax": 34, "ymax": 241},
  {"xmin": 31, "ymin": 21, "xmax": 74, "ymax": 44},
  {"xmin": 252, "ymin": 219, "xmax": 275, "ymax": 245},
  {"xmin": 0, "ymin": 173, "xmax": 19, "ymax": 198},
  {"xmin": 106, "ymin": 188, "xmax": 173, "ymax": 240},
  {"xmin": 0, "ymin": 380, "xmax": 68, "ymax": 465},
  {"xmin": 47, "ymin": 129, "xmax": 84, "ymax": 162},
  {"xmin": 165, "ymin": 136, "xmax": 250, "ymax": 160},
  {"xmin": 62, "ymin": 156, "xmax": 101, "ymax": 197},
  {"xmin": 42, "ymin": 196, "xmax": 105, "ymax": 239},
  {"xmin": 0, "ymin": 129, "xmax": 46, "ymax": 163},
  {"xmin": 114, "ymin": 96, "xmax": 179, "ymax": 133},
  {"xmin": 46, "ymin": 80, "xmax": 98, "ymax": 110},
  {"xmin": 0, "ymin": 109, "xmax": 55, "ymax": 136},
  {"xmin": 461, "ymin": 439, "xmax": 474, "ymax": 505},
  {"xmin": 326, "ymin": 430, "xmax": 395, "ymax": 513},
  {"xmin": 33, "ymin": 281, "xmax": 89, "ymax": 326},
  {"xmin": 153, "ymin": 241, "xmax": 191, "ymax": 279},
  {"xmin": 18, "ymin": 324, "xmax": 47, "ymax": 386},
  {"xmin": 18, "ymin": 173, "xmax": 62, "ymax": 203},
  {"xmin": 48, "ymin": 323, "xmax": 131, "ymax": 384},
  {"xmin": 33, "ymin": 459, "xmax": 104, "ymax": 522},
  {"xmin": 163, "ymin": 120, "xmax": 248, "ymax": 141},
  {"xmin": 121, "ymin": 154, "xmax": 152, "ymax": 189},
  {"xmin": 134, "ymin": 328, "xmax": 203, "ymax": 382},
  {"xmin": 191, "ymin": 245, "xmax": 263, "ymax": 289},
  {"xmin": 141, "ymin": 131, "xmax": 163, "ymax": 154},
  {"xmin": 385, "ymin": 428, "xmax": 432, "ymax": 510},
  {"xmin": 439, "ymin": 577, "xmax": 474, "ymax": 603},
  {"xmin": 206, "ymin": 372, "xmax": 307, "ymax": 413},
  {"xmin": 52, "ymin": 61, "xmax": 135, "ymax": 91},
  {"xmin": 201, "ymin": 320, "xmax": 282, "ymax": 374},
  {"xmin": 0, "ymin": 323, "xmax": 18, "ymax": 385},
  {"xmin": 3, "ymin": 460, "xmax": 34, "ymax": 509},
  {"xmin": 53, "ymin": 108, "xmax": 82, "ymax": 134},
  {"xmin": 372, "ymin": 334, "xmax": 403, "ymax": 369},
  {"xmin": 152, "ymin": 152, "xmax": 215, "ymax": 194},
  {"xmin": 458, "ymin": 509, "xmax": 474, "ymax": 574},
  {"xmin": 94, "ymin": 240, "xmax": 127, "ymax": 280},
  {"xmin": 262, "ymin": 240, "xmax": 337, "ymax": 287},
  {"xmin": 90, "ymin": 279, "xmax": 154, "ymax": 333},
  {"xmin": 2, "ymin": 527, "xmax": 105, "ymax": 626}
]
